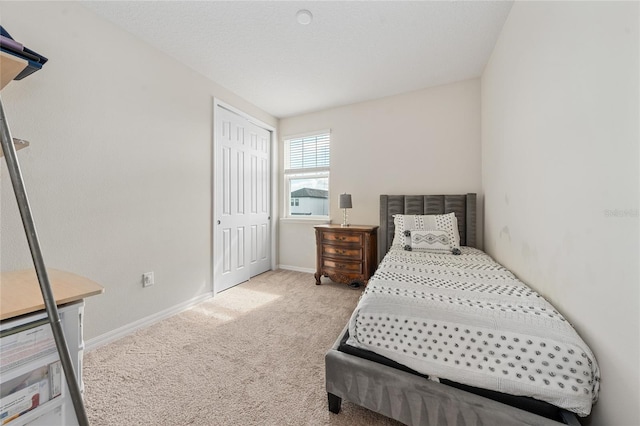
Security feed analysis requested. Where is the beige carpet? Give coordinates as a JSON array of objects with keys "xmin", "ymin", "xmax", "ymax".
[{"xmin": 83, "ymin": 269, "xmax": 402, "ymax": 425}]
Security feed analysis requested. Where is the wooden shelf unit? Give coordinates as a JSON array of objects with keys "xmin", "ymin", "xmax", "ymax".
[
  {"xmin": 1, "ymin": 44, "xmax": 100, "ymax": 425},
  {"xmin": 0, "ymin": 51, "xmax": 27, "ymax": 90},
  {"xmin": 0, "ymin": 51, "xmax": 30, "ymax": 157}
]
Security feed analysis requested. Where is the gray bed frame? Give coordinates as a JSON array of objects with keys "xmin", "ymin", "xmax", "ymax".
[{"xmin": 325, "ymin": 194, "xmax": 581, "ymax": 426}]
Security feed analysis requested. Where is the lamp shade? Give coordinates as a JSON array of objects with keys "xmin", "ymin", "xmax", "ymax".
[{"xmin": 339, "ymin": 193, "xmax": 352, "ymax": 209}]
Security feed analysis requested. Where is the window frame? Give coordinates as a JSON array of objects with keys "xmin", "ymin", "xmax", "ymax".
[{"xmin": 283, "ymin": 130, "xmax": 331, "ymax": 220}]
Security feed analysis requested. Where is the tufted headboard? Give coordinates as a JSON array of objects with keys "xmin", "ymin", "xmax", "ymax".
[{"xmin": 379, "ymin": 194, "xmax": 477, "ymax": 260}]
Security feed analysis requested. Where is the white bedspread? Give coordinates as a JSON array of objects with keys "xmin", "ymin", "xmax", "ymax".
[{"xmin": 346, "ymin": 247, "xmax": 600, "ymax": 417}]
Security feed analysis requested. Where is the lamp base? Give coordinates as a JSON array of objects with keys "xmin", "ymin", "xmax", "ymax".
[{"xmin": 341, "ymin": 208, "xmax": 349, "ymax": 227}]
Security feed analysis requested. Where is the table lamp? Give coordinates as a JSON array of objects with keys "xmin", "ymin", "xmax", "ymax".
[{"xmin": 339, "ymin": 193, "xmax": 352, "ymax": 227}]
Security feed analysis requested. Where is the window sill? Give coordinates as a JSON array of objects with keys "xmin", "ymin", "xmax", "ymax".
[{"xmin": 279, "ymin": 217, "xmax": 331, "ymax": 225}]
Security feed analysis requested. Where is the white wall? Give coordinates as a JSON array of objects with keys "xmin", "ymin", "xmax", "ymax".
[
  {"xmin": 0, "ymin": 2, "xmax": 276, "ymax": 340},
  {"xmin": 279, "ymin": 79, "xmax": 482, "ymax": 271},
  {"xmin": 482, "ymin": 2, "xmax": 639, "ymax": 425}
]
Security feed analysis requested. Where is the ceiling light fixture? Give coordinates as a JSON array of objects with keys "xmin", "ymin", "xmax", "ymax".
[{"xmin": 296, "ymin": 9, "xmax": 313, "ymax": 25}]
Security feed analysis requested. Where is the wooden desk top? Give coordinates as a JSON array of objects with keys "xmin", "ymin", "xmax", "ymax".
[{"xmin": 0, "ymin": 269, "xmax": 104, "ymax": 321}]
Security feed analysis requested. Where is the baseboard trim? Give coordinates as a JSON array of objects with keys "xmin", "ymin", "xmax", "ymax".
[
  {"xmin": 85, "ymin": 292, "xmax": 213, "ymax": 352},
  {"xmin": 277, "ymin": 264, "xmax": 315, "ymax": 274}
]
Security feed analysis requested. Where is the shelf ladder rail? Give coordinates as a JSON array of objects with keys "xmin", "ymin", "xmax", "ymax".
[{"xmin": 0, "ymin": 96, "xmax": 89, "ymax": 426}]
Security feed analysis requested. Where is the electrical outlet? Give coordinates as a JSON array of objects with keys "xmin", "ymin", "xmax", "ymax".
[{"xmin": 142, "ymin": 272, "xmax": 154, "ymax": 288}]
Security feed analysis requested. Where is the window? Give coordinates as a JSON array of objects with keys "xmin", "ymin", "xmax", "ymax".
[{"xmin": 284, "ymin": 131, "xmax": 330, "ymax": 218}]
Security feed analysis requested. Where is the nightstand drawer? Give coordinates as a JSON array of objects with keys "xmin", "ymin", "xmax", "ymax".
[
  {"xmin": 323, "ymin": 259, "xmax": 362, "ymax": 273},
  {"xmin": 322, "ymin": 232, "xmax": 362, "ymax": 245},
  {"xmin": 323, "ymin": 245, "xmax": 362, "ymax": 259}
]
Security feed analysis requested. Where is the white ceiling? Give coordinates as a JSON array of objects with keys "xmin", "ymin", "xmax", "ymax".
[{"xmin": 83, "ymin": 1, "xmax": 513, "ymax": 118}]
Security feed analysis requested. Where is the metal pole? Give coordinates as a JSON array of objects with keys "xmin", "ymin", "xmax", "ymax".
[{"xmin": 0, "ymin": 96, "xmax": 89, "ymax": 426}]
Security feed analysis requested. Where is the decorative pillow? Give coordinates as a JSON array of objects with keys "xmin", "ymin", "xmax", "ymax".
[
  {"xmin": 392, "ymin": 213, "xmax": 460, "ymax": 250},
  {"xmin": 402, "ymin": 229, "xmax": 452, "ymax": 253}
]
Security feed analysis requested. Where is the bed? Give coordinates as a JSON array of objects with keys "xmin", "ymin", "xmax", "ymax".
[{"xmin": 325, "ymin": 194, "xmax": 599, "ymax": 425}]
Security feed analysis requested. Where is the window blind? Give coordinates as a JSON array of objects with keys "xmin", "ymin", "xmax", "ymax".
[{"xmin": 286, "ymin": 133, "xmax": 330, "ymax": 170}]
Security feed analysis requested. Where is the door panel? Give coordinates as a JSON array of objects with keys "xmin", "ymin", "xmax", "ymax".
[
  {"xmin": 236, "ymin": 150, "xmax": 245, "ymax": 214},
  {"xmin": 222, "ymin": 229, "xmax": 231, "ymax": 273}
]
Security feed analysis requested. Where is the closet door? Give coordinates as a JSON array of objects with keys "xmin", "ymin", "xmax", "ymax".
[
  {"xmin": 246, "ymin": 120, "xmax": 271, "ymax": 277},
  {"xmin": 214, "ymin": 105, "xmax": 271, "ymax": 293}
]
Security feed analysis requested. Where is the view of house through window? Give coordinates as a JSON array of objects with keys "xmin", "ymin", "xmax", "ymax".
[
  {"xmin": 289, "ymin": 180, "xmax": 328, "ymax": 216},
  {"xmin": 284, "ymin": 131, "xmax": 330, "ymax": 217}
]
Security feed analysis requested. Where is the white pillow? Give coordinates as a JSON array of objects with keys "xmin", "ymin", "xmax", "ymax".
[
  {"xmin": 392, "ymin": 213, "xmax": 460, "ymax": 250},
  {"xmin": 403, "ymin": 229, "xmax": 452, "ymax": 253}
]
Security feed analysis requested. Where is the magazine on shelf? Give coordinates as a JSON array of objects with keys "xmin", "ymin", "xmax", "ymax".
[
  {"xmin": 0, "ymin": 319, "xmax": 56, "ymax": 374},
  {"xmin": 0, "ymin": 360, "xmax": 62, "ymax": 425},
  {"xmin": 0, "ymin": 35, "xmax": 22, "ymax": 52}
]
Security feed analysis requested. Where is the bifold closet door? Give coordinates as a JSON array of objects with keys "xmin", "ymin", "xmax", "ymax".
[{"xmin": 215, "ymin": 106, "xmax": 271, "ymax": 293}]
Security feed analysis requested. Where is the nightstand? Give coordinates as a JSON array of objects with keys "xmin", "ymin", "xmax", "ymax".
[{"xmin": 314, "ymin": 224, "xmax": 378, "ymax": 286}]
